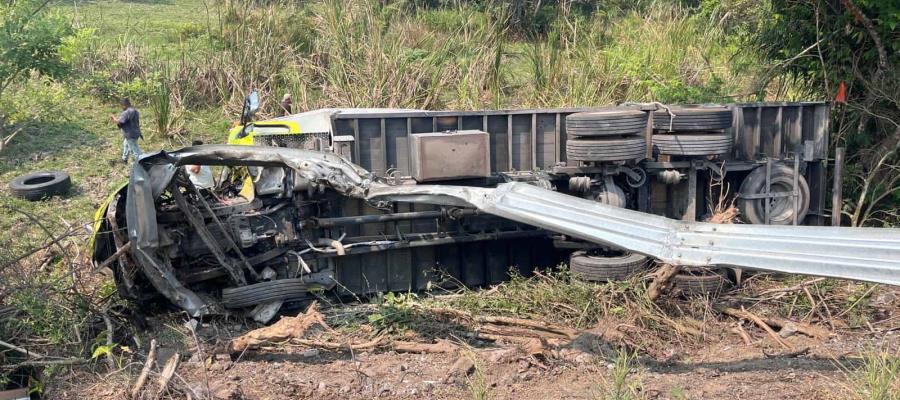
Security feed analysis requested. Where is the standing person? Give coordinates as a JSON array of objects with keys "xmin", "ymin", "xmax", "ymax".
[
  {"xmin": 111, "ymin": 98, "xmax": 142, "ymax": 163},
  {"xmin": 280, "ymin": 93, "xmax": 293, "ymax": 116}
]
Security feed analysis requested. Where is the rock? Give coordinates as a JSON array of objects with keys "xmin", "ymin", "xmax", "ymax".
[
  {"xmin": 574, "ymin": 353, "xmax": 594, "ymax": 364},
  {"xmin": 301, "ymin": 348, "xmax": 319, "ymax": 358},
  {"xmin": 317, "ymin": 382, "xmax": 327, "ymax": 392},
  {"xmin": 340, "ymin": 385, "xmax": 351, "ymax": 394}
]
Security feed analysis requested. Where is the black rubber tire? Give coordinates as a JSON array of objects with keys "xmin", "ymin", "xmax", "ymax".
[
  {"xmin": 652, "ymin": 134, "xmax": 733, "ymax": 156},
  {"xmin": 222, "ymin": 279, "xmax": 308, "ymax": 308},
  {"xmin": 737, "ymin": 164, "xmax": 810, "ymax": 225},
  {"xmin": 566, "ymin": 137, "xmax": 647, "ymax": 162},
  {"xmin": 673, "ymin": 269, "xmax": 731, "ymax": 296},
  {"xmin": 653, "ymin": 106, "xmax": 733, "ymax": 131},
  {"xmin": 8, "ymin": 170, "xmax": 71, "ymax": 201},
  {"xmin": 569, "ymin": 249, "xmax": 649, "ymax": 282},
  {"xmin": 566, "ymin": 109, "xmax": 649, "ymax": 137}
]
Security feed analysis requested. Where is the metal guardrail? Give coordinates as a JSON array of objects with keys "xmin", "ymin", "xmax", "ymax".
[{"xmin": 368, "ymin": 182, "xmax": 900, "ymax": 286}]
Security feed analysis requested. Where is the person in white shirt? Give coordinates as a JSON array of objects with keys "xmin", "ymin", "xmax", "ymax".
[{"xmin": 186, "ymin": 140, "xmax": 215, "ymax": 190}]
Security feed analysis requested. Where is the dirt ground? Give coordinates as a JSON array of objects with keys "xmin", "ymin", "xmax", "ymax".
[
  {"xmin": 48, "ymin": 283, "xmax": 900, "ymax": 400},
  {"xmin": 173, "ymin": 334, "xmax": 878, "ymax": 400}
]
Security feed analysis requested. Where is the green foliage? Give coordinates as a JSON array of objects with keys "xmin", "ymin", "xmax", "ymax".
[
  {"xmin": 368, "ymin": 292, "xmax": 423, "ymax": 334},
  {"xmin": 447, "ymin": 267, "xmax": 632, "ymax": 329},
  {"xmin": 848, "ymin": 350, "xmax": 900, "ymax": 400},
  {"xmin": 0, "ymin": 0, "xmax": 73, "ymax": 97},
  {"xmin": 757, "ymin": 0, "xmax": 899, "ymax": 226}
]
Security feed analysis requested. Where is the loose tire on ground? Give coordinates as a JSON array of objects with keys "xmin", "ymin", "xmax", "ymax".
[
  {"xmin": 653, "ymin": 106, "xmax": 732, "ymax": 132},
  {"xmin": 737, "ymin": 164, "xmax": 810, "ymax": 225},
  {"xmin": 569, "ymin": 248, "xmax": 649, "ymax": 282},
  {"xmin": 8, "ymin": 171, "xmax": 72, "ymax": 201},
  {"xmin": 651, "ymin": 133, "xmax": 733, "ymax": 156},
  {"xmin": 566, "ymin": 109, "xmax": 649, "ymax": 137},
  {"xmin": 566, "ymin": 136, "xmax": 647, "ymax": 162},
  {"xmin": 672, "ymin": 269, "xmax": 731, "ymax": 296},
  {"xmin": 222, "ymin": 279, "xmax": 309, "ymax": 308}
]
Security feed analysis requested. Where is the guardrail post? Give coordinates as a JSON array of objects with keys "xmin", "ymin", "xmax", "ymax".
[
  {"xmin": 832, "ymin": 147, "xmax": 845, "ymax": 226},
  {"xmin": 764, "ymin": 158, "xmax": 772, "ymax": 224},
  {"xmin": 792, "ymin": 146, "xmax": 801, "ymax": 225}
]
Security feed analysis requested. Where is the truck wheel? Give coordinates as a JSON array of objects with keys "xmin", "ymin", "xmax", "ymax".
[
  {"xmin": 8, "ymin": 170, "xmax": 71, "ymax": 201},
  {"xmin": 566, "ymin": 137, "xmax": 647, "ymax": 162},
  {"xmin": 652, "ymin": 133, "xmax": 732, "ymax": 156},
  {"xmin": 737, "ymin": 164, "xmax": 810, "ymax": 225},
  {"xmin": 566, "ymin": 109, "xmax": 648, "ymax": 137},
  {"xmin": 673, "ymin": 269, "xmax": 731, "ymax": 296},
  {"xmin": 222, "ymin": 279, "xmax": 309, "ymax": 308},
  {"xmin": 653, "ymin": 106, "xmax": 732, "ymax": 131},
  {"xmin": 569, "ymin": 248, "xmax": 649, "ymax": 282}
]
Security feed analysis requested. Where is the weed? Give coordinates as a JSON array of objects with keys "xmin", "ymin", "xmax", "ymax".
[
  {"xmin": 593, "ymin": 348, "xmax": 644, "ymax": 400},
  {"xmin": 368, "ymin": 292, "xmax": 423, "ymax": 334},
  {"xmin": 464, "ymin": 350, "xmax": 491, "ymax": 400},
  {"xmin": 842, "ymin": 349, "xmax": 900, "ymax": 400}
]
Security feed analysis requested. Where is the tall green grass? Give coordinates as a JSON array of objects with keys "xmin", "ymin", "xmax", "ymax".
[{"xmin": 63, "ymin": 0, "xmax": 766, "ymax": 116}]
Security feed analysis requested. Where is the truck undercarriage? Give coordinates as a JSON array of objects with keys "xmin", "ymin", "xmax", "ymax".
[{"xmin": 91, "ymin": 144, "xmax": 900, "ymax": 318}]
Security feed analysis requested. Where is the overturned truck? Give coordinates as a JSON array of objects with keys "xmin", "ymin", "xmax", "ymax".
[{"xmin": 90, "ymin": 103, "xmax": 900, "ymax": 317}]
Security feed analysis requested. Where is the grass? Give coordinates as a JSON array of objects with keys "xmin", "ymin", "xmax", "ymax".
[
  {"xmin": 592, "ymin": 349, "xmax": 644, "ymax": 400},
  {"xmin": 843, "ymin": 349, "xmax": 900, "ymax": 400}
]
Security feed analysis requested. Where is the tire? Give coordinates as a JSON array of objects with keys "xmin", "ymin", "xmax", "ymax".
[
  {"xmin": 569, "ymin": 248, "xmax": 649, "ymax": 282},
  {"xmin": 222, "ymin": 279, "xmax": 308, "ymax": 308},
  {"xmin": 566, "ymin": 137, "xmax": 647, "ymax": 162},
  {"xmin": 566, "ymin": 109, "xmax": 649, "ymax": 137},
  {"xmin": 652, "ymin": 134, "xmax": 733, "ymax": 156},
  {"xmin": 737, "ymin": 164, "xmax": 810, "ymax": 225},
  {"xmin": 673, "ymin": 269, "xmax": 731, "ymax": 296},
  {"xmin": 653, "ymin": 106, "xmax": 732, "ymax": 131},
  {"xmin": 8, "ymin": 170, "xmax": 71, "ymax": 201}
]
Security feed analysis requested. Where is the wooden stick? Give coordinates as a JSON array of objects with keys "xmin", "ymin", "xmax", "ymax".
[
  {"xmin": 291, "ymin": 336, "xmax": 384, "ymax": 351},
  {"xmin": 93, "ymin": 242, "xmax": 132, "ymax": 272},
  {"xmin": 156, "ymin": 352, "xmax": 180, "ymax": 397},
  {"xmin": 130, "ymin": 338, "xmax": 158, "ymax": 399},
  {"xmin": 731, "ymin": 324, "xmax": 752, "ymax": 345},
  {"xmin": 392, "ymin": 340, "xmax": 457, "ymax": 354},
  {"xmin": 723, "ymin": 307, "xmax": 791, "ymax": 350},
  {"xmin": 0, "ymin": 339, "xmax": 46, "ymax": 359},
  {"xmin": 648, "ymin": 264, "xmax": 681, "ymax": 301}
]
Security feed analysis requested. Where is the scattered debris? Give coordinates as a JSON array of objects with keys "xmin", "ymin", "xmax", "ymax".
[
  {"xmin": 228, "ymin": 301, "xmax": 330, "ymax": 353},
  {"xmin": 130, "ymin": 338, "xmax": 158, "ymax": 399}
]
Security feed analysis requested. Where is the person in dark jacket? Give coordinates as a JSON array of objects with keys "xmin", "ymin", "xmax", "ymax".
[{"xmin": 111, "ymin": 98, "xmax": 142, "ymax": 163}]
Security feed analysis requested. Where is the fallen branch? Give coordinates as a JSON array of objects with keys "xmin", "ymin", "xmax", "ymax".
[
  {"xmin": 156, "ymin": 353, "xmax": 180, "ymax": 397},
  {"xmin": 93, "ymin": 242, "xmax": 131, "ymax": 272},
  {"xmin": 719, "ymin": 307, "xmax": 830, "ymax": 340},
  {"xmin": 757, "ymin": 278, "xmax": 827, "ymax": 296},
  {"xmin": 0, "ymin": 339, "xmax": 46, "ymax": 359},
  {"xmin": 721, "ymin": 307, "xmax": 791, "ymax": 350},
  {"xmin": 763, "ymin": 346, "xmax": 809, "ymax": 358},
  {"xmin": 291, "ymin": 336, "xmax": 384, "ymax": 351},
  {"xmin": 228, "ymin": 301, "xmax": 329, "ymax": 353},
  {"xmin": 130, "ymin": 338, "xmax": 158, "ymax": 399},
  {"xmin": 648, "ymin": 264, "xmax": 681, "ymax": 301},
  {"xmin": 392, "ymin": 340, "xmax": 457, "ymax": 354},
  {"xmin": 429, "ymin": 308, "xmax": 579, "ymax": 339},
  {"xmin": 3, "ymin": 357, "xmax": 90, "ymax": 368},
  {"xmin": 731, "ymin": 324, "xmax": 752, "ymax": 345}
]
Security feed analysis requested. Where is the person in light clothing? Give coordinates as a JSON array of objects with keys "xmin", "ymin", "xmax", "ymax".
[{"xmin": 186, "ymin": 140, "xmax": 215, "ymax": 189}]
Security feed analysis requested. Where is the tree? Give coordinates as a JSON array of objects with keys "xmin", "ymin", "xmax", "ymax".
[
  {"xmin": 0, "ymin": 0, "xmax": 73, "ymax": 152},
  {"xmin": 759, "ymin": 0, "xmax": 899, "ymax": 226}
]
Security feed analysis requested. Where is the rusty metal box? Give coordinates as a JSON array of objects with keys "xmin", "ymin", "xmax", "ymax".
[{"xmin": 410, "ymin": 130, "xmax": 491, "ymax": 182}]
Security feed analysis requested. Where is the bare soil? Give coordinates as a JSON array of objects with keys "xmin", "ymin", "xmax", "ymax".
[{"xmin": 47, "ymin": 285, "xmax": 900, "ymax": 400}]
